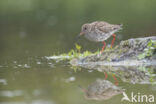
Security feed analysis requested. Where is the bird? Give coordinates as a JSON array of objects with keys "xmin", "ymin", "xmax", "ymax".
[
  {"xmin": 78, "ymin": 21, "xmax": 122, "ymax": 52},
  {"xmin": 79, "ymin": 79, "xmax": 124, "ymax": 100}
]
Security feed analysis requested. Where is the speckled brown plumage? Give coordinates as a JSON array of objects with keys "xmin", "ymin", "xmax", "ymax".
[
  {"xmin": 79, "ymin": 21, "xmax": 122, "ymax": 51},
  {"xmin": 80, "ymin": 21, "xmax": 122, "ymax": 42}
]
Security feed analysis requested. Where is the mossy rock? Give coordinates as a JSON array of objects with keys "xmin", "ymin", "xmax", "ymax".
[{"xmin": 70, "ymin": 36, "xmax": 156, "ymax": 84}]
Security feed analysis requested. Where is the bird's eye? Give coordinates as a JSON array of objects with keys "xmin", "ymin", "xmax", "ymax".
[{"xmin": 84, "ymin": 27, "xmax": 87, "ymax": 30}]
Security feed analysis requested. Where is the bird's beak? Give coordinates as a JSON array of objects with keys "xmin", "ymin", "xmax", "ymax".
[
  {"xmin": 78, "ymin": 85, "xmax": 87, "ymax": 93},
  {"xmin": 76, "ymin": 32, "xmax": 84, "ymax": 40},
  {"xmin": 79, "ymin": 32, "xmax": 84, "ymax": 36}
]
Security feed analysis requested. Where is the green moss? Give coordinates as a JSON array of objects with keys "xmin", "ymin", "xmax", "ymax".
[
  {"xmin": 54, "ymin": 44, "xmax": 99, "ymax": 61},
  {"xmin": 138, "ymin": 40, "xmax": 156, "ymax": 59},
  {"xmin": 121, "ymin": 40, "xmax": 129, "ymax": 46}
]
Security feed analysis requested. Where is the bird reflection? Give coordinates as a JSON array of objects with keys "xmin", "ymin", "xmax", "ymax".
[{"xmin": 80, "ymin": 79, "xmax": 124, "ymax": 100}]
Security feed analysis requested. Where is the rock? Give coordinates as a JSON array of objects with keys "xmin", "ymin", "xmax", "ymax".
[
  {"xmin": 70, "ymin": 36, "xmax": 156, "ymax": 84},
  {"xmin": 76, "ymin": 36, "xmax": 156, "ymax": 64}
]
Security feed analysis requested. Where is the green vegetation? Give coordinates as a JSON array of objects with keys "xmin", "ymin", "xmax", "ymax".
[
  {"xmin": 138, "ymin": 66, "xmax": 155, "ymax": 84},
  {"xmin": 138, "ymin": 40, "xmax": 156, "ymax": 59},
  {"xmin": 56, "ymin": 38, "xmax": 156, "ymax": 61},
  {"xmin": 52, "ymin": 44, "xmax": 99, "ymax": 60}
]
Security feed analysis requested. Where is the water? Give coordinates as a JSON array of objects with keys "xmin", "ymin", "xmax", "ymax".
[{"xmin": 0, "ymin": 0, "xmax": 156, "ymax": 104}]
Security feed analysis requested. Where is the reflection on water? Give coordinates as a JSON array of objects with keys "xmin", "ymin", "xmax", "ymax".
[
  {"xmin": 0, "ymin": 79, "xmax": 7, "ymax": 85},
  {"xmin": 0, "ymin": 90, "xmax": 23, "ymax": 97},
  {"xmin": 82, "ymin": 79, "xmax": 124, "ymax": 100},
  {"xmin": 81, "ymin": 65, "xmax": 156, "ymax": 84},
  {"xmin": 0, "ymin": 89, "xmax": 55, "ymax": 104},
  {"xmin": 1, "ymin": 100, "xmax": 54, "ymax": 104},
  {"xmin": 1, "ymin": 57, "xmax": 155, "ymax": 104},
  {"xmin": 65, "ymin": 76, "xmax": 76, "ymax": 83}
]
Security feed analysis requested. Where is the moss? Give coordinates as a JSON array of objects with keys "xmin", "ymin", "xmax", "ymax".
[
  {"xmin": 137, "ymin": 40, "xmax": 156, "ymax": 59},
  {"xmin": 51, "ymin": 44, "xmax": 100, "ymax": 61},
  {"xmin": 68, "ymin": 37, "xmax": 156, "ymax": 84}
]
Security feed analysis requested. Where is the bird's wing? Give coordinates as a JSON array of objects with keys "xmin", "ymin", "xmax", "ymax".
[{"xmin": 96, "ymin": 22, "xmax": 114, "ymax": 33}]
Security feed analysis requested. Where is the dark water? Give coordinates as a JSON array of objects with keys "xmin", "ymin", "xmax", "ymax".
[{"xmin": 0, "ymin": 0, "xmax": 156, "ymax": 104}]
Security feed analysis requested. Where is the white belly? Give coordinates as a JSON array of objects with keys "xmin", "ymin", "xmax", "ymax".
[{"xmin": 85, "ymin": 32, "xmax": 113, "ymax": 42}]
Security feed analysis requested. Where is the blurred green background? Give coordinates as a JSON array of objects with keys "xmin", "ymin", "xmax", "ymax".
[
  {"xmin": 0, "ymin": 0, "xmax": 156, "ymax": 104},
  {"xmin": 0, "ymin": 0, "xmax": 156, "ymax": 57}
]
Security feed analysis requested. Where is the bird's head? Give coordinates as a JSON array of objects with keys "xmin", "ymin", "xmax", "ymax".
[{"xmin": 79, "ymin": 24, "xmax": 90, "ymax": 36}]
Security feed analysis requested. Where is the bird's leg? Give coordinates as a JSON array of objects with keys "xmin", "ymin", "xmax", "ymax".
[
  {"xmin": 101, "ymin": 41, "xmax": 106, "ymax": 52},
  {"xmin": 111, "ymin": 34, "xmax": 116, "ymax": 48},
  {"xmin": 112, "ymin": 74, "xmax": 118, "ymax": 86},
  {"xmin": 104, "ymin": 72, "xmax": 108, "ymax": 80}
]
